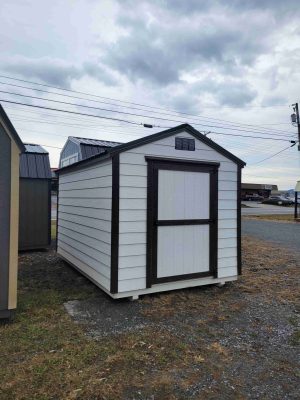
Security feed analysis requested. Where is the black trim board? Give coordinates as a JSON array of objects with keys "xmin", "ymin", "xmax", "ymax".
[
  {"xmin": 0, "ymin": 104, "xmax": 25, "ymax": 152},
  {"xmin": 110, "ymin": 154, "xmax": 120, "ymax": 293},
  {"xmin": 237, "ymin": 167, "xmax": 242, "ymax": 275},
  {"xmin": 48, "ymin": 180, "xmax": 52, "ymax": 246},
  {"xmin": 57, "ymin": 123, "xmax": 246, "ymax": 175},
  {"xmin": 55, "ymin": 179, "xmax": 59, "ymax": 252},
  {"xmin": 110, "ymin": 124, "xmax": 246, "ymax": 167},
  {"xmin": 146, "ymin": 158, "xmax": 219, "ymax": 286}
]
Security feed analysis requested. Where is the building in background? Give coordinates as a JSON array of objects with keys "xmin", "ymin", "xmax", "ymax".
[
  {"xmin": 19, "ymin": 144, "xmax": 52, "ymax": 251},
  {"xmin": 59, "ymin": 137, "xmax": 122, "ymax": 168},
  {"xmin": 241, "ymin": 183, "xmax": 278, "ymax": 200}
]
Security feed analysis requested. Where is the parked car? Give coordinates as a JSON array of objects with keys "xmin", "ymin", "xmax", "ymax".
[
  {"xmin": 242, "ymin": 194, "xmax": 264, "ymax": 202},
  {"xmin": 262, "ymin": 196, "xmax": 293, "ymax": 206},
  {"xmin": 288, "ymin": 197, "xmax": 300, "ymax": 204}
]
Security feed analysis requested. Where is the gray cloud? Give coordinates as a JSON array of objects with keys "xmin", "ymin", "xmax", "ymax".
[
  {"xmin": 117, "ymin": 0, "xmax": 300, "ymax": 17},
  {"xmin": 2, "ymin": 57, "xmax": 82, "ymax": 88},
  {"xmin": 104, "ymin": 1, "xmax": 288, "ymax": 88},
  {"xmin": 1, "ymin": 57, "xmax": 119, "ymax": 88},
  {"xmin": 82, "ymin": 62, "xmax": 119, "ymax": 86}
]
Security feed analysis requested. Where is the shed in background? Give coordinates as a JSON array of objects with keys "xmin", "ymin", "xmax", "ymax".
[
  {"xmin": 59, "ymin": 136, "xmax": 121, "ymax": 168},
  {"xmin": 19, "ymin": 144, "xmax": 52, "ymax": 251},
  {"xmin": 0, "ymin": 105, "xmax": 25, "ymax": 320}
]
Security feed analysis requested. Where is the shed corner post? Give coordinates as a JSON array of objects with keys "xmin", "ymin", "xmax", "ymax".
[
  {"xmin": 237, "ymin": 166, "xmax": 242, "ymax": 275},
  {"xmin": 110, "ymin": 154, "xmax": 120, "ymax": 294},
  {"xmin": 146, "ymin": 159, "xmax": 154, "ymax": 288},
  {"xmin": 48, "ymin": 179, "xmax": 52, "ymax": 247},
  {"xmin": 55, "ymin": 173, "xmax": 60, "ymax": 252}
]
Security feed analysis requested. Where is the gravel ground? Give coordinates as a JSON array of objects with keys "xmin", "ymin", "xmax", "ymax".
[
  {"xmin": 242, "ymin": 219, "xmax": 300, "ymax": 252},
  {"xmin": 65, "ymin": 288, "xmax": 299, "ymax": 399},
  {"xmin": 4, "ymin": 235, "xmax": 299, "ymax": 399},
  {"xmin": 61, "ymin": 235, "xmax": 300, "ymax": 399}
]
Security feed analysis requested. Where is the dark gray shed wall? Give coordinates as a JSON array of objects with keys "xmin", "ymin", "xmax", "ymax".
[
  {"xmin": 0, "ymin": 124, "xmax": 11, "ymax": 314},
  {"xmin": 19, "ymin": 179, "xmax": 51, "ymax": 250},
  {"xmin": 20, "ymin": 153, "xmax": 52, "ymax": 179}
]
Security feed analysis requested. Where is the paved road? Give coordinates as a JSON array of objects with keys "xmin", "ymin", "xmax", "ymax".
[
  {"xmin": 242, "ymin": 201, "xmax": 294, "ymax": 215},
  {"xmin": 242, "ymin": 219, "xmax": 300, "ymax": 253}
]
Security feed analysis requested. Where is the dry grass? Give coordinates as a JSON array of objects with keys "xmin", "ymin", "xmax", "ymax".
[
  {"xmin": 51, "ymin": 220, "xmax": 56, "ymax": 240},
  {"xmin": 243, "ymin": 214, "xmax": 296, "ymax": 222},
  {"xmin": 0, "ymin": 236, "xmax": 299, "ymax": 399}
]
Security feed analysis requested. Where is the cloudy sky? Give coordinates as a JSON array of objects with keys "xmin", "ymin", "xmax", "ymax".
[{"xmin": 1, "ymin": 0, "xmax": 300, "ymax": 188}]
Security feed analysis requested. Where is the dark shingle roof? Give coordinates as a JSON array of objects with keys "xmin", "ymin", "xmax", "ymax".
[
  {"xmin": 70, "ymin": 137, "xmax": 122, "ymax": 147},
  {"xmin": 23, "ymin": 143, "xmax": 48, "ymax": 154},
  {"xmin": 20, "ymin": 144, "xmax": 51, "ymax": 179}
]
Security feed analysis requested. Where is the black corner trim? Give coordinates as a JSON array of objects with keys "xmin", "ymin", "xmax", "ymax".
[
  {"xmin": 110, "ymin": 154, "xmax": 120, "ymax": 293},
  {"xmin": 237, "ymin": 167, "xmax": 242, "ymax": 275},
  {"xmin": 210, "ymin": 168, "xmax": 218, "ymax": 278},
  {"xmin": 48, "ymin": 180, "xmax": 52, "ymax": 246},
  {"xmin": 146, "ymin": 159, "xmax": 154, "ymax": 288},
  {"xmin": 55, "ymin": 179, "xmax": 59, "ymax": 252}
]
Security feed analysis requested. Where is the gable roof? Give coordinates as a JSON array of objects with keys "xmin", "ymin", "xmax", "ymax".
[
  {"xmin": 20, "ymin": 143, "xmax": 51, "ymax": 179},
  {"xmin": 58, "ymin": 124, "xmax": 246, "ymax": 173},
  {"xmin": 0, "ymin": 104, "xmax": 25, "ymax": 152}
]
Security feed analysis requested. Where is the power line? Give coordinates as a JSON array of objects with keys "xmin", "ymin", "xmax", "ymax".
[
  {"xmin": 0, "ymin": 74, "xmax": 295, "ymax": 135},
  {"xmin": 248, "ymin": 143, "xmax": 297, "ymax": 165},
  {"xmin": 0, "ymin": 73, "xmax": 290, "ymax": 108},
  {"xmin": 0, "ymin": 98, "xmax": 159, "ymax": 127},
  {"xmin": 2, "ymin": 99, "xmax": 294, "ymax": 143},
  {"xmin": 0, "ymin": 91, "xmax": 295, "ymax": 139},
  {"xmin": 0, "ymin": 80, "xmax": 294, "ymax": 136}
]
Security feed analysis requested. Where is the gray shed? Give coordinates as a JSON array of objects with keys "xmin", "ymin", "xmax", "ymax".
[
  {"xmin": 19, "ymin": 144, "xmax": 52, "ymax": 251},
  {"xmin": 59, "ymin": 136, "xmax": 121, "ymax": 168},
  {"xmin": 57, "ymin": 124, "xmax": 246, "ymax": 300},
  {"xmin": 0, "ymin": 105, "xmax": 25, "ymax": 320}
]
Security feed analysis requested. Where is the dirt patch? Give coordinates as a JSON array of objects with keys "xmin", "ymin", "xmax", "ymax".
[
  {"xmin": 243, "ymin": 214, "xmax": 296, "ymax": 223},
  {"xmin": 0, "ymin": 236, "xmax": 299, "ymax": 399}
]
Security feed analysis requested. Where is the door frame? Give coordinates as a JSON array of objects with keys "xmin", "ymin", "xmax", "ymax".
[{"xmin": 146, "ymin": 156, "xmax": 219, "ymax": 288}]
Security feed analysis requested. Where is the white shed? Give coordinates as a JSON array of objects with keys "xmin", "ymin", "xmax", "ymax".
[{"xmin": 56, "ymin": 124, "xmax": 246, "ymax": 299}]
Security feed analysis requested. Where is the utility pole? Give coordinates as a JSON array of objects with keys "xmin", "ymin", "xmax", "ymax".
[{"xmin": 291, "ymin": 103, "xmax": 300, "ymax": 151}]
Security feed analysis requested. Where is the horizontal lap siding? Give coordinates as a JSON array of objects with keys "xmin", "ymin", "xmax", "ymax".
[
  {"xmin": 57, "ymin": 161, "xmax": 112, "ymax": 291},
  {"xmin": 118, "ymin": 132, "xmax": 238, "ymax": 292}
]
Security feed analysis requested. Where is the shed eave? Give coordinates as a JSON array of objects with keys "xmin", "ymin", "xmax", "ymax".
[
  {"xmin": 57, "ymin": 123, "xmax": 246, "ymax": 174},
  {"xmin": 0, "ymin": 104, "xmax": 25, "ymax": 152},
  {"xmin": 109, "ymin": 124, "xmax": 246, "ymax": 167}
]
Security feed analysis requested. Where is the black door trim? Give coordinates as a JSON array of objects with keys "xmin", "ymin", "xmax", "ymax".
[{"xmin": 146, "ymin": 158, "xmax": 219, "ymax": 287}]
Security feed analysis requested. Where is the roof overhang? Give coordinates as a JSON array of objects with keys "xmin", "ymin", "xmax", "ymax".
[
  {"xmin": 0, "ymin": 104, "xmax": 25, "ymax": 152},
  {"xmin": 57, "ymin": 124, "xmax": 246, "ymax": 174}
]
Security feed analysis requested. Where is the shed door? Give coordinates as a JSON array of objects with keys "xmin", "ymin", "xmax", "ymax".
[{"xmin": 146, "ymin": 159, "xmax": 219, "ymax": 287}]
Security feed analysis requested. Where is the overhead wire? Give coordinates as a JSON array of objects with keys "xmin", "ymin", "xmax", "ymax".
[
  {"xmin": 247, "ymin": 142, "xmax": 298, "ymax": 165},
  {"xmin": 3, "ymin": 98, "xmax": 296, "ymax": 144},
  {"xmin": 0, "ymin": 74, "xmax": 295, "ymax": 135},
  {"xmin": 0, "ymin": 92, "xmax": 296, "ymax": 139}
]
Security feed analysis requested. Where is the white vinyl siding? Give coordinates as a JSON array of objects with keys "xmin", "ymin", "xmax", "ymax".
[
  {"xmin": 118, "ymin": 131, "xmax": 238, "ymax": 292},
  {"xmin": 157, "ymin": 225, "xmax": 210, "ymax": 277},
  {"xmin": 157, "ymin": 170, "xmax": 210, "ymax": 220},
  {"xmin": 57, "ymin": 160, "xmax": 112, "ymax": 291}
]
